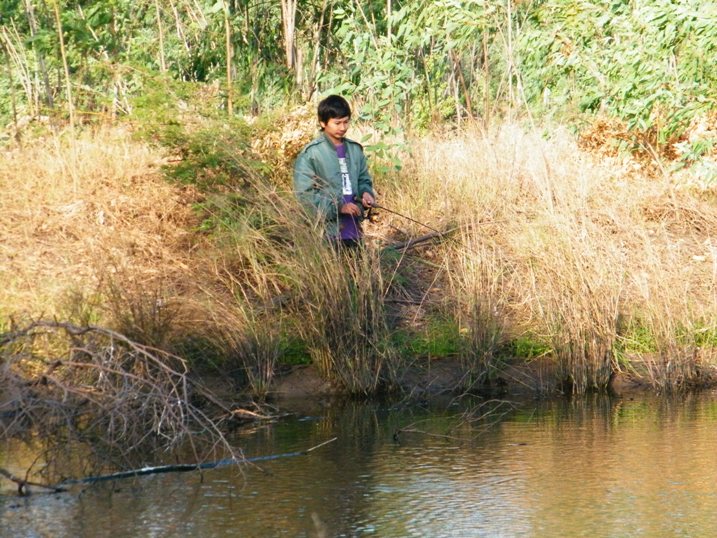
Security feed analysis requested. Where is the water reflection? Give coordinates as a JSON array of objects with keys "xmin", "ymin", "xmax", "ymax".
[{"xmin": 3, "ymin": 393, "xmax": 717, "ymax": 537}]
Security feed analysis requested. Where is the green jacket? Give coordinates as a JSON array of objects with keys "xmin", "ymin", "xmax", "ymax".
[{"xmin": 293, "ymin": 133, "xmax": 375, "ymax": 237}]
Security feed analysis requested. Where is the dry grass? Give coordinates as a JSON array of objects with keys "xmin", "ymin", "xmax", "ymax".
[
  {"xmin": 0, "ymin": 126, "xmax": 199, "ymax": 321},
  {"xmin": 388, "ymin": 123, "xmax": 717, "ymax": 392},
  {"xmin": 2, "ymin": 121, "xmax": 717, "ymax": 397}
]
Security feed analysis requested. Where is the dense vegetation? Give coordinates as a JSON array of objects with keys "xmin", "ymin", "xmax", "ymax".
[
  {"xmin": 2, "ymin": 0, "xmax": 717, "ymax": 430},
  {"xmin": 3, "ymin": 0, "xmax": 717, "ymax": 152}
]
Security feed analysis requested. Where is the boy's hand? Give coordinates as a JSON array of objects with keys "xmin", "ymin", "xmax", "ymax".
[
  {"xmin": 340, "ymin": 202, "xmax": 362, "ymax": 217},
  {"xmin": 361, "ymin": 192, "xmax": 375, "ymax": 208}
]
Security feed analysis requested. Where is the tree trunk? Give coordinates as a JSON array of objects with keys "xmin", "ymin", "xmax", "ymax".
[
  {"xmin": 52, "ymin": 0, "xmax": 74, "ymax": 128},
  {"xmin": 280, "ymin": 0, "xmax": 297, "ymax": 71},
  {"xmin": 387, "ymin": 0, "xmax": 392, "ymax": 41},
  {"xmin": 306, "ymin": 0, "xmax": 328, "ymax": 100},
  {"xmin": 154, "ymin": 0, "xmax": 167, "ymax": 72},
  {"xmin": 0, "ymin": 41, "xmax": 20, "ymax": 140},
  {"xmin": 224, "ymin": 3, "xmax": 233, "ymax": 115},
  {"xmin": 24, "ymin": 0, "xmax": 53, "ymax": 110}
]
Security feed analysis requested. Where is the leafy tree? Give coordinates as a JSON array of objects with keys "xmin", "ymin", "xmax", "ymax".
[{"xmin": 1, "ymin": 0, "xmax": 717, "ymax": 154}]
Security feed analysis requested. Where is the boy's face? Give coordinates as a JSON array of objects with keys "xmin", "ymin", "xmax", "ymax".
[{"xmin": 320, "ymin": 116, "xmax": 350, "ymax": 144}]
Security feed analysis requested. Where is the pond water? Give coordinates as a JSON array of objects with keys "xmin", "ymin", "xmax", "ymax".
[{"xmin": 3, "ymin": 392, "xmax": 717, "ymax": 537}]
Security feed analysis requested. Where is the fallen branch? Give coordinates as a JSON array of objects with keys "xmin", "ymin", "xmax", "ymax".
[
  {"xmin": 382, "ymin": 219, "xmax": 501, "ymax": 252},
  {"xmin": 52, "ymin": 437, "xmax": 338, "ymax": 489},
  {"xmin": 0, "ymin": 319, "xmax": 236, "ymax": 459},
  {"xmin": 0, "ymin": 437, "xmax": 338, "ymax": 495}
]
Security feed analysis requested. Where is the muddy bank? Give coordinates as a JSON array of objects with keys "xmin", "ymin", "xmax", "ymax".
[{"xmin": 266, "ymin": 357, "xmax": 673, "ymax": 403}]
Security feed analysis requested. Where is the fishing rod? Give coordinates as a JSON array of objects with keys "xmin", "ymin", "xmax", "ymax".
[
  {"xmin": 354, "ymin": 196, "xmax": 441, "ymax": 235},
  {"xmin": 369, "ymin": 203, "xmax": 442, "ymax": 235},
  {"xmin": 359, "ymin": 198, "xmax": 503, "ymax": 253}
]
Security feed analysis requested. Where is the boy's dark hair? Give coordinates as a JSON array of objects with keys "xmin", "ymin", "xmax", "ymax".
[{"xmin": 318, "ymin": 95, "xmax": 351, "ymax": 127}]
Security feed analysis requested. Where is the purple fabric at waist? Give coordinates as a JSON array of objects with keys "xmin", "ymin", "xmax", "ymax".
[
  {"xmin": 334, "ymin": 143, "xmax": 360, "ymax": 241},
  {"xmin": 339, "ymin": 194, "xmax": 361, "ymax": 241}
]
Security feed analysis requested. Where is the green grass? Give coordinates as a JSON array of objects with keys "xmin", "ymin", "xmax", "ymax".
[
  {"xmin": 618, "ymin": 321, "xmax": 659, "ymax": 354},
  {"xmin": 392, "ymin": 317, "xmax": 462, "ymax": 359},
  {"xmin": 507, "ymin": 334, "xmax": 553, "ymax": 361},
  {"xmin": 694, "ymin": 325, "xmax": 717, "ymax": 348},
  {"xmin": 278, "ymin": 335, "xmax": 312, "ymax": 366}
]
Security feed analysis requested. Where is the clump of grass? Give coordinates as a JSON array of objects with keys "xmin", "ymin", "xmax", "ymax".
[
  {"xmin": 623, "ymin": 297, "xmax": 717, "ymax": 392},
  {"xmin": 206, "ymin": 181, "xmax": 404, "ymax": 395},
  {"xmin": 193, "ymin": 258, "xmax": 283, "ymax": 400},
  {"xmin": 289, "ymin": 238, "xmax": 396, "ymax": 394},
  {"xmin": 532, "ymin": 232, "xmax": 623, "ymax": 393},
  {"xmin": 446, "ymin": 228, "xmax": 512, "ymax": 389}
]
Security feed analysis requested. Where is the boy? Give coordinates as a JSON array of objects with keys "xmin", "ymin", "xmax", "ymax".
[{"xmin": 293, "ymin": 95, "xmax": 376, "ymax": 247}]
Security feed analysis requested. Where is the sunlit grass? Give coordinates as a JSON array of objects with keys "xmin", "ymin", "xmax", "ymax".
[
  {"xmin": 384, "ymin": 123, "xmax": 717, "ymax": 392},
  {"xmin": 3, "ymin": 120, "xmax": 717, "ymax": 395},
  {"xmin": 0, "ymin": 126, "xmax": 196, "ymax": 320}
]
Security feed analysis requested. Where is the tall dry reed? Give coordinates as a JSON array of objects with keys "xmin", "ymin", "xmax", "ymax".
[
  {"xmin": 193, "ymin": 253, "xmax": 283, "ymax": 399},
  {"xmin": 445, "ymin": 224, "xmax": 513, "ymax": 389},
  {"xmin": 274, "ymin": 203, "xmax": 397, "ymax": 394}
]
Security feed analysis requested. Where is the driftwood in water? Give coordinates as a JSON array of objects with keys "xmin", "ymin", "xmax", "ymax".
[{"xmin": 0, "ymin": 437, "xmax": 337, "ymax": 495}]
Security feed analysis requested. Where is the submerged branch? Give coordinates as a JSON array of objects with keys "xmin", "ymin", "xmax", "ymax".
[{"xmin": 0, "ymin": 437, "xmax": 339, "ymax": 495}]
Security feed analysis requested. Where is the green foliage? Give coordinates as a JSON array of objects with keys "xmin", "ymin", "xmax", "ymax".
[
  {"xmin": 392, "ymin": 317, "xmax": 462, "ymax": 359},
  {"xmin": 162, "ymin": 124, "xmax": 262, "ymax": 189},
  {"xmin": 279, "ymin": 335, "xmax": 312, "ymax": 366},
  {"xmin": 131, "ymin": 79, "xmax": 265, "ymax": 191},
  {"xmin": 508, "ymin": 334, "xmax": 553, "ymax": 360},
  {"xmin": 130, "ymin": 77, "xmax": 196, "ymax": 139},
  {"xmin": 3, "ymin": 0, "xmax": 717, "ymax": 163},
  {"xmin": 518, "ymin": 0, "xmax": 717, "ymax": 148},
  {"xmin": 363, "ymin": 140, "xmax": 403, "ymax": 176}
]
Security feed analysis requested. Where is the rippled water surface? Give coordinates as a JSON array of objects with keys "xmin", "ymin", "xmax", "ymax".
[{"xmin": 3, "ymin": 393, "xmax": 717, "ymax": 537}]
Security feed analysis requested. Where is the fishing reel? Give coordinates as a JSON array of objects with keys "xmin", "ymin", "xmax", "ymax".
[
  {"xmin": 354, "ymin": 195, "xmax": 380, "ymax": 223},
  {"xmin": 366, "ymin": 205, "xmax": 380, "ymax": 223}
]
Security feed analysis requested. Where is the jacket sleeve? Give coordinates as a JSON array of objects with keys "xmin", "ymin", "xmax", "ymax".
[
  {"xmin": 293, "ymin": 149, "xmax": 340, "ymax": 218},
  {"xmin": 356, "ymin": 149, "xmax": 375, "ymax": 198}
]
